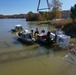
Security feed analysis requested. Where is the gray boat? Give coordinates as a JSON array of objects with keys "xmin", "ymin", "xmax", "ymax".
[
  {"xmin": 16, "ymin": 30, "xmax": 35, "ymax": 44},
  {"xmin": 11, "ymin": 24, "xmax": 23, "ymax": 32}
]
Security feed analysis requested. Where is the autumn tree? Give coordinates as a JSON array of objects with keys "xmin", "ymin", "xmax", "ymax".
[
  {"xmin": 50, "ymin": 0, "xmax": 62, "ymax": 19},
  {"xmin": 70, "ymin": 4, "xmax": 76, "ymax": 23},
  {"xmin": 36, "ymin": 13, "xmax": 42, "ymax": 21}
]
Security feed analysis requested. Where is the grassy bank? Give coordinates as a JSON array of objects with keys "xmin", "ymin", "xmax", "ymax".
[
  {"xmin": 69, "ymin": 38, "xmax": 76, "ymax": 45},
  {"xmin": 51, "ymin": 18, "xmax": 72, "ymax": 29},
  {"xmin": 51, "ymin": 18, "xmax": 76, "ymax": 46}
]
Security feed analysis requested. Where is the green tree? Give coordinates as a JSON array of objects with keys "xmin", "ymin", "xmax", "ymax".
[
  {"xmin": 26, "ymin": 11, "xmax": 43, "ymax": 21},
  {"xmin": 70, "ymin": 4, "xmax": 76, "ymax": 23},
  {"xmin": 26, "ymin": 11, "xmax": 35, "ymax": 21},
  {"xmin": 42, "ymin": 12, "xmax": 51, "ymax": 20},
  {"xmin": 39, "ymin": 12, "xmax": 52, "ymax": 21}
]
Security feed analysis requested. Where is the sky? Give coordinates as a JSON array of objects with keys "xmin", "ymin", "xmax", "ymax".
[{"xmin": 0, "ymin": 0, "xmax": 75, "ymax": 15}]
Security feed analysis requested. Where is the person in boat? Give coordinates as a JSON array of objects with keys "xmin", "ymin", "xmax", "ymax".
[
  {"xmin": 34, "ymin": 27, "xmax": 39, "ymax": 36},
  {"xmin": 46, "ymin": 31, "xmax": 51, "ymax": 45},
  {"xmin": 54, "ymin": 34, "xmax": 57, "ymax": 43},
  {"xmin": 31, "ymin": 29, "xmax": 34, "ymax": 37},
  {"xmin": 41, "ymin": 29, "xmax": 45, "ymax": 33},
  {"xmin": 18, "ymin": 32, "xmax": 22, "ymax": 36}
]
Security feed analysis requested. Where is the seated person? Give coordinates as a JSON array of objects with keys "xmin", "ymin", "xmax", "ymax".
[
  {"xmin": 34, "ymin": 27, "xmax": 39, "ymax": 36},
  {"xmin": 34, "ymin": 30, "xmax": 39, "ymax": 36},
  {"xmin": 41, "ymin": 29, "xmax": 45, "ymax": 33}
]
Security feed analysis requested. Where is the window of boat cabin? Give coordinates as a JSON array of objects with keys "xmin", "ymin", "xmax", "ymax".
[
  {"xmin": 25, "ymin": 34, "xmax": 31, "ymax": 39},
  {"xmin": 21, "ymin": 34, "xmax": 25, "ymax": 38}
]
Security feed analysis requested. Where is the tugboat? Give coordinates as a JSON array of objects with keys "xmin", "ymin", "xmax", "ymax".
[
  {"xmin": 16, "ymin": 30, "xmax": 35, "ymax": 44},
  {"xmin": 11, "ymin": 24, "xmax": 23, "ymax": 32}
]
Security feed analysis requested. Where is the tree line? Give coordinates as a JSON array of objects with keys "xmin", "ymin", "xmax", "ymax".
[
  {"xmin": 26, "ymin": 3, "xmax": 76, "ymax": 23},
  {"xmin": 26, "ymin": 0, "xmax": 62, "ymax": 21},
  {"xmin": 70, "ymin": 4, "xmax": 76, "ymax": 23},
  {"xmin": 0, "ymin": 14, "xmax": 27, "ymax": 19},
  {"xmin": 0, "ymin": 0, "xmax": 76, "ymax": 23},
  {"xmin": 26, "ymin": 11, "xmax": 62, "ymax": 21}
]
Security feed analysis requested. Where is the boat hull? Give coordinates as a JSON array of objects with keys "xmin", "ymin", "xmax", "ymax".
[
  {"xmin": 16, "ymin": 33, "xmax": 34, "ymax": 44},
  {"xmin": 36, "ymin": 38, "xmax": 54, "ymax": 46}
]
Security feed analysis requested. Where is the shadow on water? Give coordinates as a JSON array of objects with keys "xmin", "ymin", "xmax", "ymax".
[
  {"xmin": 17, "ymin": 38, "xmax": 34, "ymax": 46},
  {"xmin": 39, "ymin": 43, "xmax": 68, "ymax": 57},
  {"xmin": 11, "ymin": 31, "xmax": 17, "ymax": 34},
  {"xmin": 0, "ymin": 47, "xmax": 46, "ymax": 64},
  {"xmin": 11, "ymin": 37, "xmax": 21, "ymax": 45},
  {"xmin": 0, "ymin": 40, "xmax": 67, "ymax": 64},
  {"xmin": 11, "ymin": 37, "xmax": 34, "ymax": 46},
  {"xmin": 12, "ymin": 36, "xmax": 17, "ymax": 40},
  {"xmin": 12, "ymin": 41, "xmax": 20, "ymax": 45},
  {"xmin": 0, "ymin": 54, "xmax": 45, "ymax": 64}
]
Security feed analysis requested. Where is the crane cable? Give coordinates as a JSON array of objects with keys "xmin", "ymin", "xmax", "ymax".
[{"xmin": 37, "ymin": 0, "xmax": 50, "ymax": 11}]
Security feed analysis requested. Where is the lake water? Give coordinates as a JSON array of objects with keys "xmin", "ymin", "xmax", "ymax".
[{"xmin": 0, "ymin": 19, "xmax": 76, "ymax": 75}]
